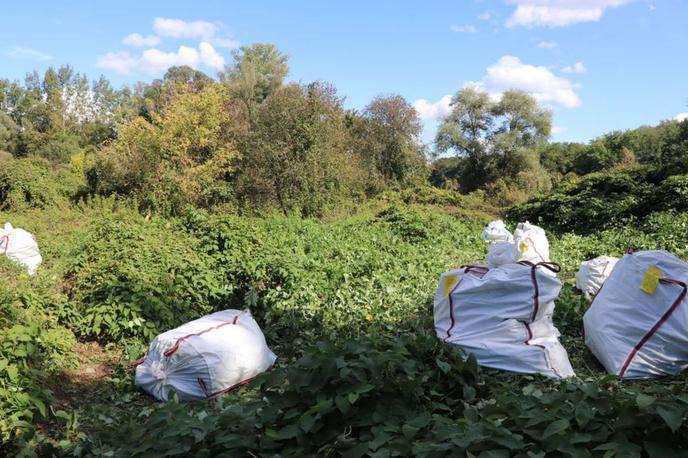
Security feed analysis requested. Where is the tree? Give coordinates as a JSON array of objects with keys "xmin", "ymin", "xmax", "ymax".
[
  {"xmin": 221, "ymin": 43, "xmax": 289, "ymax": 124},
  {"xmin": 237, "ymin": 82, "xmax": 363, "ymax": 216},
  {"xmin": 573, "ymin": 140, "xmax": 611, "ymax": 175},
  {"xmin": 359, "ymin": 95, "xmax": 426, "ymax": 186},
  {"xmin": 0, "ymin": 112, "xmax": 18, "ymax": 152},
  {"xmin": 87, "ymin": 85, "xmax": 238, "ymax": 213},
  {"xmin": 435, "ymin": 87, "xmax": 551, "ymax": 192}
]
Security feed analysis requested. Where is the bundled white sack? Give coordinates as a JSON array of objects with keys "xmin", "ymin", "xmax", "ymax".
[
  {"xmin": 0, "ymin": 223, "xmax": 42, "ymax": 275},
  {"xmin": 575, "ymin": 256, "xmax": 619, "ymax": 300},
  {"xmin": 482, "ymin": 220, "xmax": 514, "ymax": 243},
  {"xmin": 487, "ymin": 241, "xmax": 518, "ymax": 267},
  {"xmin": 584, "ymin": 251, "xmax": 688, "ymax": 379},
  {"xmin": 513, "ymin": 221, "xmax": 550, "ymax": 264},
  {"xmin": 135, "ymin": 309, "xmax": 276, "ymax": 401},
  {"xmin": 434, "ymin": 262, "xmax": 575, "ymax": 378},
  {"xmin": 482, "ymin": 221, "xmax": 552, "ymax": 268}
]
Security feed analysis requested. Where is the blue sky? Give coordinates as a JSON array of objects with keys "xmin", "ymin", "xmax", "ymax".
[{"xmin": 1, "ymin": 0, "xmax": 687, "ymax": 145}]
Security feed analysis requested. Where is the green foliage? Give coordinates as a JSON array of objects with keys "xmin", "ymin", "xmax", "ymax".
[
  {"xmin": 0, "ymin": 285, "xmax": 76, "ymax": 450},
  {"xmin": 86, "ymin": 84, "xmax": 238, "ymax": 215},
  {"xmin": 34, "ymin": 132, "xmax": 82, "ymax": 163},
  {"xmin": 66, "ymin": 211, "xmax": 227, "ymax": 343},
  {"xmin": 435, "ymin": 88, "xmax": 551, "ymax": 192},
  {"xmin": 506, "ymin": 166, "xmax": 688, "ymax": 233},
  {"xmin": 183, "ymin": 208, "xmax": 484, "ymax": 348},
  {"xmin": 0, "ymin": 112, "xmax": 18, "ymax": 153},
  {"xmin": 356, "ymin": 95, "xmax": 427, "ymax": 186},
  {"xmin": 0, "ymin": 154, "xmax": 81, "ymax": 210},
  {"xmin": 93, "ymin": 332, "xmax": 482, "ymax": 457},
  {"xmin": 237, "ymin": 82, "xmax": 365, "ymax": 217}
]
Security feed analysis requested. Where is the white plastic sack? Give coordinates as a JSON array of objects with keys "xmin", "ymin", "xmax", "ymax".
[
  {"xmin": 513, "ymin": 222, "xmax": 550, "ymax": 264},
  {"xmin": 486, "ymin": 241, "xmax": 518, "ymax": 267},
  {"xmin": 584, "ymin": 251, "xmax": 688, "ymax": 379},
  {"xmin": 0, "ymin": 223, "xmax": 42, "ymax": 275},
  {"xmin": 575, "ymin": 256, "xmax": 619, "ymax": 300},
  {"xmin": 434, "ymin": 262, "xmax": 574, "ymax": 378},
  {"xmin": 482, "ymin": 220, "xmax": 514, "ymax": 243},
  {"xmin": 135, "ymin": 309, "xmax": 276, "ymax": 401}
]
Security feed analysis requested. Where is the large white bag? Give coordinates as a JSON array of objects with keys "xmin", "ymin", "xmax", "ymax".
[
  {"xmin": 584, "ymin": 251, "xmax": 688, "ymax": 379},
  {"xmin": 0, "ymin": 223, "xmax": 42, "ymax": 275},
  {"xmin": 576, "ymin": 256, "xmax": 619, "ymax": 300},
  {"xmin": 135, "ymin": 309, "xmax": 277, "ymax": 401},
  {"xmin": 513, "ymin": 222, "xmax": 550, "ymax": 264},
  {"xmin": 482, "ymin": 220, "xmax": 514, "ymax": 243},
  {"xmin": 434, "ymin": 262, "xmax": 574, "ymax": 379}
]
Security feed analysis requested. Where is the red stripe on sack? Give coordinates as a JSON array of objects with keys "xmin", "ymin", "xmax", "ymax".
[
  {"xmin": 444, "ymin": 278, "xmax": 464, "ymax": 342},
  {"xmin": 518, "ymin": 261, "xmax": 560, "ymax": 321},
  {"xmin": 618, "ymin": 278, "xmax": 687, "ymax": 378},
  {"xmin": 460, "ymin": 264, "xmax": 490, "ymax": 278},
  {"xmin": 164, "ymin": 315, "xmax": 241, "ymax": 357},
  {"xmin": 197, "ymin": 363, "xmax": 275, "ymax": 398},
  {"xmin": 521, "ymin": 321, "xmax": 545, "ymax": 350},
  {"xmin": 126, "ymin": 355, "xmax": 147, "ymax": 369}
]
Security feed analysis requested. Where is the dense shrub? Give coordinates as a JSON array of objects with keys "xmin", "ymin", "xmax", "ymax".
[
  {"xmin": 0, "ymin": 155, "xmax": 62, "ymax": 210},
  {"xmin": 66, "ymin": 211, "xmax": 228, "ymax": 343},
  {"xmin": 0, "ymin": 287, "xmax": 76, "ymax": 451},
  {"xmin": 505, "ymin": 166, "xmax": 681, "ymax": 233},
  {"xmin": 183, "ymin": 208, "xmax": 485, "ymax": 350},
  {"xmin": 96, "ymin": 331, "xmax": 481, "ymax": 457}
]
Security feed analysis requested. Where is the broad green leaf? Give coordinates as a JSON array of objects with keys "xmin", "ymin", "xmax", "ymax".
[{"xmin": 542, "ymin": 419, "xmax": 570, "ymax": 439}]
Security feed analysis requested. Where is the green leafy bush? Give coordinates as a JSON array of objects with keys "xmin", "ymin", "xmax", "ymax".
[
  {"xmin": 0, "ymin": 287, "xmax": 76, "ymax": 450},
  {"xmin": 94, "ymin": 331, "xmax": 481, "ymax": 457},
  {"xmin": 183, "ymin": 209, "xmax": 484, "ymax": 351},
  {"xmin": 66, "ymin": 211, "xmax": 228, "ymax": 343},
  {"xmin": 506, "ymin": 166, "xmax": 681, "ymax": 233}
]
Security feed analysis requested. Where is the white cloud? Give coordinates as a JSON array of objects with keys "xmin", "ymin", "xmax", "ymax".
[
  {"xmin": 153, "ymin": 17, "xmax": 218, "ymax": 40},
  {"xmin": 552, "ymin": 126, "xmax": 568, "ymax": 134},
  {"xmin": 98, "ymin": 18, "xmax": 240, "ymax": 75},
  {"xmin": 5, "ymin": 45, "xmax": 53, "ymax": 61},
  {"xmin": 97, "ymin": 45, "xmax": 203, "ymax": 74},
  {"xmin": 450, "ymin": 24, "xmax": 477, "ymax": 33},
  {"xmin": 675, "ymin": 112, "xmax": 688, "ymax": 122},
  {"xmin": 123, "ymin": 33, "xmax": 161, "ymax": 47},
  {"xmin": 465, "ymin": 55, "xmax": 581, "ymax": 108},
  {"xmin": 506, "ymin": 0, "xmax": 632, "ymax": 28},
  {"xmin": 478, "ymin": 12, "xmax": 492, "ymax": 20},
  {"xmin": 562, "ymin": 61, "xmax": 586, "ymax": 73},
  {"xmin": 199, "ymin": 42, "xmax": 225, "ymax": 70},
  {"xmin": 537, "ymin": 40, "xmax": 558, "ymax": 48},
  {"xmin": 96, "ymin": 52, "xmax": 138, "ymax": 74},
  {"xmin": 649, "ymin": 4, "xmax": 656, "ymax": 11},
  {"xmin": 413, "ymin": 95, "xmax": 453, "ymax": 121}
]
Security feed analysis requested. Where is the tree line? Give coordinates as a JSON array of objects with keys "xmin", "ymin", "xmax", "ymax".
[{"xmin": 1, "ymin": 42, "xmax": 687, "ymax": 215}]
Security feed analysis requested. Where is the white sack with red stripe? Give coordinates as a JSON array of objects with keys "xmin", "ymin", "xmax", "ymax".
[
  {"xmin": 135, "ymin": 309, "xmax": 276, "ymax": 401},
  {"xmin": 513, "ymin": 221, "xmax": 550, "ymax": 264},
  {"xmin": 0, "ymin": 223, "xmax": 42, "ymax": 275},
  {"xmin": 433, "ymin": 262, "xmax": 575, "ymax": 379},
  {"xmin": 575, "ymin": 256, "xmax": 618, "ymax": 300},
  {"xmin": 583, "ymin": 251, "xmax": 688, "ymax": 379}
]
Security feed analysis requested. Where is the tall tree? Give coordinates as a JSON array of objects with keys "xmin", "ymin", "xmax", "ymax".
[
  {"xmin": 435, "ymin": 87, "xmax": 551, "ymax": 191},
  {"xmin": 221, "ymin": 43, "xmax": 289, "ymax": 124},
  {"xmin": 237, "ymin": 82, "xmax": 362, "ymax": 216},
  {"xmin": 360, "ymin": 95, "xmax": 426, "ymax": 185}
]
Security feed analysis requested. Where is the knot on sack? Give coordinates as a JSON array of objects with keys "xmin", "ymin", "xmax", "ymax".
[{"xmin": 149, "ymin": 361, "xmax": 167, "ymax": 381}]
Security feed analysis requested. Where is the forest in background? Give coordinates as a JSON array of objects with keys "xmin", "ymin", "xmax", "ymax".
[{"xmin": 3, "ymin": 42, "xmax": 688, "ymax": 457}]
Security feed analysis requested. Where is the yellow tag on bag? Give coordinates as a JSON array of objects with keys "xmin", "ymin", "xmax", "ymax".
[
  {"xmin": 443, "ymin": 274, "xmax": 458, "ymax": 297},
  {"xmin": 640, "ymin": 266, "xmax": 663, "ymax": 295}
]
